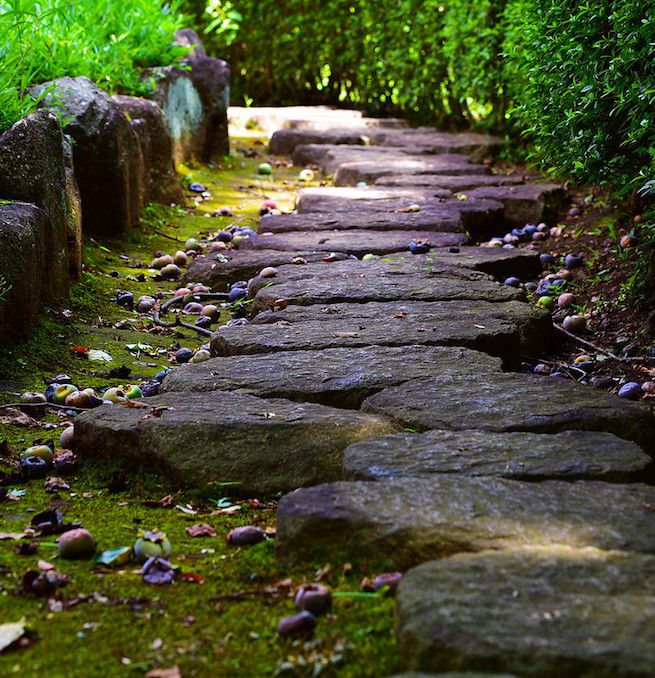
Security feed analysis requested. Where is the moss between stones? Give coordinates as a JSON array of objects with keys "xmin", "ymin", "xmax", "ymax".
[{"xmin": 0, "ymin": 139, "xmax": 399, "ymax": 676}]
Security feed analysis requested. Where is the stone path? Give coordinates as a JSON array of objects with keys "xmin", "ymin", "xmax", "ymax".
[{"xmin": 75, "ymin": 110, "xmax": 655, "ymax": 676}]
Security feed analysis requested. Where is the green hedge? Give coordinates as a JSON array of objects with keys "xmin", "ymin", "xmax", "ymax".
[{"xmin": 0, "ymin": 0, "xmax": 189, "ymax": 132}]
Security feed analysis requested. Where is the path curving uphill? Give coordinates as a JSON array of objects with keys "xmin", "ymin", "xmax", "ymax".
[{"xmin": 75, "ymin": 109, "xmax": 655, "ymax": 676}]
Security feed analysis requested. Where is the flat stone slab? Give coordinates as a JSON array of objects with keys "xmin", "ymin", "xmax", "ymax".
[
  {"xmin": 396, "ymin": 547, "xmax": 655, "ymax": 676},
  {"xmin": 295, "ymin": 186, "xmax": 453, "ymax": 210},
  {"xmin": 343, "ymin": 429, "xmax": 652, "ymax": 483},
  {"xmin": 333, "ymin": 157, "xmax": 490, "ymax": 187},
  {"xmin": 361, "ymin": 373, "xmax": 655, "ymax": 453},
  {"xmin": 275, "ymin": 476, "xmax": 655, "ymax": 567},
  {"xmin": 250, "ymin": 299, "xmax": 551, "ymax": 355},
  {"xmin": 182, "ymin": 249, "xmax": 348, "ymax": 290},
  {"xmin": 463, "ymin": 183, "xmax": 567, "ymax": 226},
  {"xmin": 73, "ymin": 390, "xmax": 397, "ymax": 494},
  {"xmin": 376, "ymin": 174, "xmax": 523, "ymax": 190},
  {"xmin": 269, "ymin": 128, "xmax": 370, "ymax": 154},
  {"xmin": 248, "ymin": 259, "xmax": 521, "ymax": 314},
  {"xmin": 293, "ymin": 144, "xmax": 421, "ymax": 173},
  {"xmin": 161, "ymin": 345, "xmax": 502, "ymax": 408},
  {"xmin": 239, "ymin": 229, "xmax": 468, "ymax": 256},
  {"xmin": 210, "ymin": 316, "xmax": 520, "ymax": 367}
]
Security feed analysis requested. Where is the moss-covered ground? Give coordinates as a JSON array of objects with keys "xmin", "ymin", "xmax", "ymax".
[{"xmin": 0, "ymin": 139, "xmax": 399, "ymax": 677}]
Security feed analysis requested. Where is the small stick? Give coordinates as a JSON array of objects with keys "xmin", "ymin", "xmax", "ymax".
[
  {"xmin": 154, "ymin": 230, "xmax": 184, "ymax": 242},
  {"xmin": 0, "ymin": 402, "xmax": 85, "ymax": 412},
  {"xmin": 553, "ymin": 323, "xmax": 623, "ymax": 361}
]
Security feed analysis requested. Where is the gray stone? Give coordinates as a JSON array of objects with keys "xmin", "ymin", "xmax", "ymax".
[
  {"xmin": 161, "ymin": 345, "xmax": 503, "ymax": 408},
  {"xmin": 73, "ymin": 390, "xmax": 397, "ymax": 494},
  {"xmin": 293, "ymin": 144, "xmax": 415, "ymax": 173},
  {"xmin": 114, "ymin": 95, "xmax": 183, "ymax": 204},
  {"xmin": 0, "ymin": 202, "xmax": 48, "ymax": 345},
  {"xmin": 182, "ymin": 249, "xmax": 346, "ymax": 290},
  {"xmin": 31, "ymin": 76, "xmax": 142, "ymax": 236},
  {"xmin": 239, "ymin": 229, "xmax": 468, "ymax": 256},
  {"xmin": 376, "ymin": 174, "xmax": 523, "ymax": 190},
  {"xmin": 250, "ymin": 299, "xmax": 551, "ymax": 356},
  {"xmin": 247, "ymin": 259, "xmax": 521, "ymax": 314},
  {"xmin": 391, "ymin": 674, "xmax": 514, "ymax": 678},
  {"xmin": 269, "ymin": 128, "xmax": 370, "ymax": 155},
  {"xmin": 396, "ymin": 547, "xmax": 655, "ymax": 677},
  {"xmin": 333, "ymin": 156, "xmax": 490, "ymax": 187},
  {"xmin": 174, "ymin": 27, "xmax": 207, "ymax": 59},
  {"xmin": 463, "ymin": 184, "xmax": 567, "ymax": 226},
  {"xmin": 361, "ymin": 373, "xmax": 655, "ymax": 453},
  {"xmin": 210, "ymin": 316, "xmax": 520, "ymax": 368},
  {"xmin": 343, "ymin": 429, "xmax": 652, "ymax": 483},
  {"xmin": 295, "ymin": 186, "xmax": 452, "ymax": 210},
  {"xmin": 64, "ymin": 168, "xmax": 82, "ymax": 281},
  {"xmin": 0, "ymin": 110, "xmax": 70, "ymax": 297},
  {"xmin": 275, "ymin": 477, "xmax": 655, "ymax": 567}
]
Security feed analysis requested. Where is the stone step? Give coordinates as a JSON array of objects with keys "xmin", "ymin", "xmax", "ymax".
[
  {"xmin": 210, "ymin": 316, "xmax": 520, "ymax": 368},
  {"xmin": 239, "ymin": 229, "xmax": 468, "ymax": 256},
  {"xmin": 333, "ymin": 157, "xmax": 490, "ymax": 187},
  {"xmin": 376, "ymin": 174, "xmax": 523, "ymax": 190},
  {"xmin": 260, "ymin": 199, "xmax": 505, "ymax": 237},
  {"xmin": 361, "ymin": 372, "xmax": 655, "ymax": 453},
  {"xmin": 269, "ymin": 128, "xmax": 371, "ymax": 154},
  {"xmin": 73, "ymin": 390, "xmax": 397, "ymax": 494},
  {"xmin": 182, "ymin": 249, "xmax": 351, "ymax": 291},
  {"xmin": 294, "ymin": 146, "xmax": 491, "ymax": 175},
  {"xmin": 161, "ymin": 345, "xmax": 502, "ymax": 408},
  {"xmin": 396, "ymin": 547, "xmax": 655, "ymax": 676},
  {"xmin": 462, "ymin": 184, "xmax": 567, "ymax": 226},
  {"xmin": 247, "ymin": 259, "xmax": 521, "ymax": 314},
  {"xmin": 250, "ymin": 299, "xmax": 551, "ymax": 356},
  {"xmin": 275, "ymin": 477, "xmax": 655, "ymax": 567},
  {"xmin": 343, "ymin": 429, "xmax": 652, "ymax": 483},
  {"xmin": 296, "ymin": 186, "xmax": 453, "ymax": 208}
]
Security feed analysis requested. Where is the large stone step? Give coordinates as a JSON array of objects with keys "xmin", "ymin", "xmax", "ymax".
[
  {"xmin": 343, "ymin": 429, "xmax": 652, "ymax": 483},
  {"xmin": 239, "ymin": 229, "xmax": 468, "ymax": 256},
  {"xmin": 247, "ymin": 259, "xmax": 521, "ymax": 314},
  {"xmin": 361, "ymin": 372, "xmax": 655, "ymax": 453},
  {"xmin": 269, "ymin": 128, "xmax": 370, "ymax": 155},
  {"xmin": 462, "ymin": 184, "xmax": 567, "ymax": 226},
  {"xmin": 333, "ymin": 158, "xmax": 490, "ymax": 187},
  {"xmin": 396, "ymin": 547, "xmax": 655, "ymax": 677},
  {"xmin": 73, "ymin": 391, "xmax": 397, "ymax": 494},
  {"xmin": 275, "ymin": 477, "xmax": 655, "ymax": 567},
  {"xmin": 210, "ymin": 316, "xmax": 520, "ymax": 368},
  {"xmin": 295, "ymin": 186, "xmax": 453, "ymax": 208},
  {"xmin": 161, "ymin": 345, "xmax": 502, "ymax": 408},
  {"xmin": 182, "ymin": 249, "xmax": 349, "ymax": 291},
  {"xmin": 250, "ymin": 299, "xmax": 551, "ymax": 356},
  {"xmin": 376, "ymin": 174, "xmax": 523, "ymax": 190}
]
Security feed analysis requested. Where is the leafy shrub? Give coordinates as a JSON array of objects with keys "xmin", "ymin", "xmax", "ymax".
[{"xmin": 0, "ymin": 0, "xmax": 189, "ymax": 132}]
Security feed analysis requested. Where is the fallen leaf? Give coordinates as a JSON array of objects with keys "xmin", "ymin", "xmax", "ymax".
[
  {"xmin": 185, "ymin": 524, "xmax": 216, "ymax": 538},
  {"xmin": 93, "ymin": 546, "xmax": 132, "ymax": 568},
  {"xmin": 0, "ymin": 409, "xmax": 40, "ymax": 428},
  {"xmin": 87, "ymin": 349, "xmax": 113, "ymax": 362},
  {"xmin": 0, "ymin": 619, "xmax": 27, "ymax": 653},
  {"xmin": 146, "ymin": 667, "xmax": 181, "ymax": 678},
  {"xmin": 0, "ymin": 532, "xmax": 26, "ymax": 540}
]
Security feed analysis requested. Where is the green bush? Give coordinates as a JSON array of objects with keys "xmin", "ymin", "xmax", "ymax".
[{"xmin": 0, "ymin": 0, "xmax": 189, "ymax": 132}]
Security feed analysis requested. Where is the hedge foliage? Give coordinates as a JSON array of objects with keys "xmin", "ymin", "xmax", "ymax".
[
  {"xmin": 0, "ymin": 0, "xmax": 189, "ymax": 132},
  {"xmin": 200, "ymin": 0, "xmax": 655, "ymax": 196}
]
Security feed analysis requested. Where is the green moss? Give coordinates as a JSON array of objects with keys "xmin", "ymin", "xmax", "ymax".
[{"xmin": 0, "ymin": 139, "xmax": 399, "ymax": 676}]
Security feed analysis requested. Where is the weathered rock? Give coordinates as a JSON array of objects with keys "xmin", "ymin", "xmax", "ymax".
[
  {"xmin": 376, "ymin": 174, "xmax": 523, "ymax": 190},
  {"xmin": 248, "ymin": 259, "xmax": 521, "ymax": 314},
  {"xmin": 239, "ymin": 229, "xmax": 468, "ymax": 256},
  {"xmin": 182, "ymin": 249, "xmax": 347, "ymax": 290},
  {"xmin": 0, "ymin": 110, "xmax": 69, "ymax": 297},
  {"xmin": 269, "ymin": 128, "xmax": 370, "ymax": 155},
  {"xmin": 0, "ymin": 202, "xmax": 48, "ymax": 344},
  {"xmin": 64, "ymin": 168, "xmax": 82, "ymax": 280},
  {"xmin": 396, "ymin": 547, "xmax": 655, "ymax": 676},
  {"xmin": 343, "ymin": 429, "xmax": 652, "ymax": 483},
  {"xmin": 251, "ymin": 299, "xmax": 551, "ymax": 355},
  {"xmin": 113, "ymin": 95, "xmax": 183, "ymax": 204},
  {"xmin": 275, "ymin": 477, "xmax": 655, "ymax": 567},
  {"xmin": 31, "ymin": 76, "xmax": 142, "ymax": 236},
  {"xmin": 391, "ymin": 674, "xmax": 514, "ymax": 678},
  {"xmin": 210, "ymin": 316, "xmax": 520, "ymax": 368},
  {"xmin": 464, "ymin": 184, "xmax": 567, "ymax": 226},
  {"xmin": 333, "ymin": 156, "xmax": 490, "ymax": 187},
  {"xmin": 361, "ymin": 373, "xmax": 655, "ymax": 453},
  {"xmin": 74, "ymin": 390, "xmax": 396, "ymax": 494},
  {"xmin": 293, "ymin": 144, "xmax": 414, "ymax": 172},
  {"xmin": 174, "ymin": 27, "xmax": 207, "ymax": 59},
  {"xmin": 161, "ymin": 345, "xmax": 502, "ymax": 408},
  {"xmin": 150, "ymin": 54, "xmax": 230, "ymax": 163}
]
